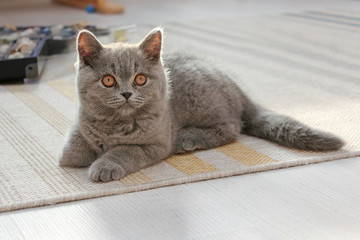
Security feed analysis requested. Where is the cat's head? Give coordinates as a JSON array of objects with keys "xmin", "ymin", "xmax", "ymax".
[{"xmin": 75, "ymin": 27, "xmax": 167, "ymax": 120}]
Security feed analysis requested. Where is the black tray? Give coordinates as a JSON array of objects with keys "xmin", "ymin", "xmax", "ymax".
[{"xmin": 0, "ymin": 25, "xmax": 108, "ymax": 82}]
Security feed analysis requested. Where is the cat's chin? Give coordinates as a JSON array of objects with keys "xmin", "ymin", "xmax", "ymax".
[{"xmin": 115, "ymin": 104, "xmax": 138, "ymax": 117}]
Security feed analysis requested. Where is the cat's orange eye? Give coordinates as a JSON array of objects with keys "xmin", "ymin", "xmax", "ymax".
[
  {"xmin": 134, "ymin": 74, "xmax": 147, "ymax": 86},
  {"xmin": 102, "ymin": 75, "xmax": 116, "ymax": 87}
]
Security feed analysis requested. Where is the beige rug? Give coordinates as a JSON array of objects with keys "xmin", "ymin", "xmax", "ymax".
[{"xmin": 1, "ymin": 9, "xmax": 360, "ymax": 213}]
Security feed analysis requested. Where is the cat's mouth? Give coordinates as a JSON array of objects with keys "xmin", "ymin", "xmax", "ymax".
[
  {"xmin": 111, "ymin": 101, "xmax": 139, "ymax": 112},
  {"xmin": 107, "ymin": 101, "xmax": 131, "ymax": 108},
  {"xmin": 106, "ymin": 97, "xmax": 130, "ymax": 108},
  {"xmin": 106, "ymin": 96, "xmax": 144, "ymax": 110},
  {"xmin": 122, "ymin": 101, "xmax": 133, "ymax": 107}
]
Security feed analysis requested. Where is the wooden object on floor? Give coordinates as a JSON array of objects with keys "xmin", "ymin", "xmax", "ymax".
[{"xmin": 53, "ymin": 0, "xmax": 124, "ymax": 14}]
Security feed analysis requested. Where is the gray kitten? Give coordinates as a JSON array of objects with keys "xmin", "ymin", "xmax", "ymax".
[{"xmin": 59, "ymin": 27, "xmax": 344, "ymax": 182}]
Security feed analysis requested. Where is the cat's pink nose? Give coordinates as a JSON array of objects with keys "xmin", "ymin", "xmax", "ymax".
[{"xmin": 121, "ymin": 92, "xmax": 132, "ymax": 100}]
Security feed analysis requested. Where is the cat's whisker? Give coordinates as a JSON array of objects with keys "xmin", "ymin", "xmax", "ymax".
[
  {"xmin": 105, "ymin": 96, "xmax": 126, "ymax": 108},
  {"xmin": 92, "ymin": 104, "xmax": 107, "ymax": 115}
]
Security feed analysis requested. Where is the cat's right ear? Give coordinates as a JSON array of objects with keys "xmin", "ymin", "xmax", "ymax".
[{"xmin": 77, "ymin": 30, "xmax": 103, "ymax": 66}]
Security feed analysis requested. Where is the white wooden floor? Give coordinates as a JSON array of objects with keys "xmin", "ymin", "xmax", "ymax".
[
  {"xmin": 1, "ymin": 157, "xmax": 359, "ymax": 240},
  {"xmin": 1, "ymin": 1, "xmax": 360, "ymax": 239}
]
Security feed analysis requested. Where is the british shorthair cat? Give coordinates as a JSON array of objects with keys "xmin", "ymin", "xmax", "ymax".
[{"xmin": 59, "ymin": 28, "xmax": 343, "ymax": 182}]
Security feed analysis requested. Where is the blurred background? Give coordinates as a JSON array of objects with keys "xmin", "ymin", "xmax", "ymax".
[
  {"xmin": 1, "ymin": 0, "xmax": 356, "ymax": 27},
  {"xmin": 1, "ymin": 0, "xmax": 358, "ymax": 82}
]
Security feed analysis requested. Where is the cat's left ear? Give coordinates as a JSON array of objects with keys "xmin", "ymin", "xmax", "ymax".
[
  {"xmin": 139, "ymin": 27, "xmax": 163, "ymax": 62},
  {"xmin": 77, "ymin": 30, "xmax": 103, "ymax": 66}
]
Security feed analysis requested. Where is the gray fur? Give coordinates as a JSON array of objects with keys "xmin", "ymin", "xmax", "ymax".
[{"xmin": 59, "ymin": 28, "xmax": 344, "ymax": 182}]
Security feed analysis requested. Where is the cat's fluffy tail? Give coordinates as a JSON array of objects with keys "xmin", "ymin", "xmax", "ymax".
[{"xmin": 242, "ymin": 104, "xmax": 344, "ymax": 151}]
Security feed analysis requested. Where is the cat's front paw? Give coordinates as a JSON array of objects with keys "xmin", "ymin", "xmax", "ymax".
[
  {"xmin": 89, "ymin": 159, "xmax": 126, "ymax": 182},
  {"xmin": 59, "ymin": 144, "xmax": 97, "ymax": 167},
  {"xmin": 59, "ymin": 152, "xmax": 95, "ymax": 167}
]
